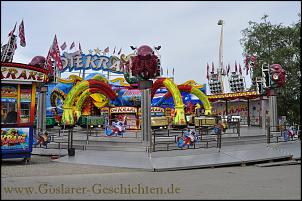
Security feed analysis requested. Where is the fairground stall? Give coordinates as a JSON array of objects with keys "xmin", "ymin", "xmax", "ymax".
[
  {"xmin": 1, "ymin": 62, "xmax": 48, "ymax": 160},
  {"xmin": 109, "ymin": 106, "xmax": 139, "ymax": 130},
  {"xmin": 208, "ymin": 91, "xmax": 265, "ymax": 126}
]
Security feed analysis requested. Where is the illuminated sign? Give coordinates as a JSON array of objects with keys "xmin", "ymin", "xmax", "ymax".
[
  {"xmin": 1, "ymin": 127, "xmax": 30, "ymax": 150},
  {"xmin": 1, "ymin": 67, "xmax": 46, "ymax": 82},
  {"xmin": 1, "ymin": 86, "xmax": 17, "ymax": 98},
  {"xmin": 101, "ymin": 107, "xmax": 109, "ymax": 113},
  {"xmin": 60, "ymin": 52, "xmax": 124, "ymax": 74},
  {"xmin": 110, "ymin": 107, "xmax": 137, "ymax": 114},
  {"xmin": 151, "ymin": 107, "xmax": 165, "ymax": 113}
]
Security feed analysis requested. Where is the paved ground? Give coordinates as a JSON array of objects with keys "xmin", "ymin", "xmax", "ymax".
[
  {"xmin": 2, "ymin": 126, "xmax": 301, "ymax": 199},
  {"xmin": 1, "ymin": 157, "xmax": 301, "ymax": 199}
]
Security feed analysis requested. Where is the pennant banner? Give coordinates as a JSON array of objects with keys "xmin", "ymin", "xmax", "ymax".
[
  {"xmin": 18, "ymin": 20, "xmax": 26, "ymax": 47},
  {"xmin": 8, "ymin": 22, "xmax": 17, "ymax": 37},
  {"xmin": 70, "ymin": 41, "xmax": 75, "ymax": 50},
  {"xmin": 60, "ymin": 42, "xmax": 67, "ymax": 51}
]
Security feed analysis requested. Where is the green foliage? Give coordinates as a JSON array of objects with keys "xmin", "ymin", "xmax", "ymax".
[{"xmin": 240, "ymin": 14, "xmax": 301, "ymax": 124}]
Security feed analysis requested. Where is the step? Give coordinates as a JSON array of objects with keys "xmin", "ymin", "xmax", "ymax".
[
  {"xmin": 255, "ymin": 160, "xmax": 300, "ymax": 167},
  {"xmin": 85, "ymin": 144, "xmax": 146, "ymax": 152},
  {"xmin": 44, "ymin": 143, "xmax": 86, "ymax": 150}
]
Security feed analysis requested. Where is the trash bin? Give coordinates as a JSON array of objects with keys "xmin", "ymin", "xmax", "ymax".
[{"xmin": 68, "ymin": 148, "xmax": 75, "ymax": 156}]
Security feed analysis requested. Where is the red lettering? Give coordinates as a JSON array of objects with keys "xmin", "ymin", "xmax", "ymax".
[
  {"xmin": 6, "ymin": 68, "xmax": 18, "ymax": 79},
  {"xmin": 37, "ymin": 73, "xmax": 44, "ymax": 81},
  {"xmin": 17, "ymin": 70, "xmax": 27, "ymax": 80},
  {"xmin": 1, "ymin": 67, "xmax": 7, "ymax": 79},
  {"xmin": 28, "ymin": 71, "xmax": 37, "ymax": 80}
]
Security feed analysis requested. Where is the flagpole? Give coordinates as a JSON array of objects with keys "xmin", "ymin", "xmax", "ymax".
[
  {"xmin": 82, "ymin": 44, "xmax": 85, "ymax": 79},
  {"xmin": 78, "ymin": 42, "xmax": 82, "ymax": 77}
]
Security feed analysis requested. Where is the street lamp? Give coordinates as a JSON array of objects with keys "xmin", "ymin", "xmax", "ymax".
[{"xmin": 218, "ymin": 19, "xmax": 224, "ymax": 75}]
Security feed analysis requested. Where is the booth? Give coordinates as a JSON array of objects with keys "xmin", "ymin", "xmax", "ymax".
[
  {"xmin": 109, "ymin": 106, "xmax": 139, "ymax": 130},
  {"xmin": 1, "ymin": 62, "xmax": 48, "ymax": 160}
]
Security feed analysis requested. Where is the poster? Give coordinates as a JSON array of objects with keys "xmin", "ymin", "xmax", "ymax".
[
  {"xmin": 1, "ymin": 127, "xmax": 30, "ymax": 151},
  {"xmin": 1, "ymin": 85, "xmax": 17, "ymax": 102},
  {"xmin": 20, "ymin": 88, "xmax": 32, "ymax": 102}
]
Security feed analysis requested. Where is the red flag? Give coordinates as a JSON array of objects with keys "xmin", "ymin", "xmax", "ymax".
[
  {"xmin": 18, "ymin": 20, "xmax": 26, "ymax": 47},
  {"xmin": 50, "ymin": 35, "xmax": 63, "ymax": 70},
  {"xmin": 227, "ymin": 64, "xmax": 230, "ymax": 76},
  {"xmin": 206, "ymin": 63, "xmax": 209, "ymax": 79},
  {"xmin": 70, "ymin": 41, "xmax": 75, "ymax": 50},
  {"xmin": 104, "ymin": 46, "xmax": 109, "ymax": 53},
  {"xmin": 8, "ymin": 22, "xmax": 17, "ymax": 37},
  {"xmin": 45, "ymin": 48, "xmax": 54, "ymax": 75},
  {"xmin": 235, "ymin": 61, "xmax": 238, "ymax": 73},
  {"xmin": 113, "ymin": 46, "xmax": 116, "ymax": 54},
  {"xmin": 60, "ymin": 42, "xmax": 67, "ymax": 51},
  {"xmin": 239, "ymin": 64, "xmax": 242, "ymax": 76},
  {"xmin": 211, "ymin": 62, "xmax": 214, "ymax": 73},
  {"xmin": 250, "ymin": 55, "xmax": 256, "ymax": 67},
  {"xmin": 245, "ymin": 55, "xmax": 249, "ymax": 75},
  {"xmin": 79, "ymin": 42, "xmax": 82, "ymax": 52},
  {"xmin": 118, "ymin": 48, "xmax": 122, "ymax": 55}
]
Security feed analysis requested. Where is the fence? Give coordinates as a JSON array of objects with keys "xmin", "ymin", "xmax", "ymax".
[
  {"xmin": 267, "ymin": 124, "xmax": 300, "ymax": 143},
  {"xmin": 152, "ymin": 126, "xmax": 222, "ymax": 152}
]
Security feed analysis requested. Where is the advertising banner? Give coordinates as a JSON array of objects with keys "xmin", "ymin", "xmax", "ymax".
[{"xmin": 1, "ymin": 127, "xmax": 30, "ymax": 151}]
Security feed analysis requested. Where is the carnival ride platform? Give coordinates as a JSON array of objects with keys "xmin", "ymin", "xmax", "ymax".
[{"xmin": 52, "ymin": 141, "xmax": 300, "ymax": 172}]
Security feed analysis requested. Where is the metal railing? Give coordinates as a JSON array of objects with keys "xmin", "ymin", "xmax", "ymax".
[
  {"xmin": 267, "ymin": 124, "xmax": 300, "ymax": 144},
  {"xmin": 152, "ymin": 126, "xmax": 222, "ymax": 152}
]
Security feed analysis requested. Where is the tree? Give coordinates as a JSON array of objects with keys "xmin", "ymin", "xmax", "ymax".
[{"xmin": 240, "ymin": 14, "xmax": 301, "ymax": 124}]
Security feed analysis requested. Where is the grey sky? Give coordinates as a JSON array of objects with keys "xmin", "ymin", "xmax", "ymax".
[{"xmin": 1, "ymin": 1, "xmax": 300, "ymax": 90}]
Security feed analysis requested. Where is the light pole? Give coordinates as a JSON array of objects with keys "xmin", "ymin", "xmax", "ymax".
[
  {"xmin": 218, "ymin": 19, "xmax": 224, "ymax": 75},
  {"xmin": 217, "ymin": 19, "xmax": 225, "ymax": 93}
]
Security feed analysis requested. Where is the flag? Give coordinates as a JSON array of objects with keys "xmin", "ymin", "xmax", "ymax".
[
  {"xmin": 50, "ymin": 35, "xmax": 63, "ymax": 70},
  {"xmin": 118, "ymin": 48, "xmax": 122, "ymax": 55},
  {"xmin": 70, "ymin": 41, "xmax": 75, "ymax": 50},
  {"xmin": 113, "ymin": 46, "xmax": 116, "ymax": 54},
  {"xmin": 245, "ymin": 55, "xmax": 249, "ymax": 75},
  {"xmin": 79, "ymin": 42, "xmax": 82, "ymax": 52},
  {"xmin": 235, "ymin": 61, "xmax": 238, "ymax": 73},
  {"xmin": 45, "ymin": 48, "xmax": 54, "ymax": 75},
  {"xmin": 60, "ymin": 42, "xmax": 67, "ymax": 51},
  {"xmin": 206, "ymin": 63, "xmax": 209, "ymax": 79},
  {"xmin": 250, "ymin": 55, "xmax": 256, "ymax": 67},
  {"xmin": 227, "ymin": 64, "xmax": 230, "ymax": 76},
  {"xmin": 8, "ymin": 22, "xmax": 17, "ymax": 37},
  {"xmin": 211, "ymin": 62, "xmax": 214, "ymax": 73},
  {"xmin": 104, "ymin": 46, "xmax": 109, "ymax": 53},
  {"xmin": 18, "ymin": 20, "xmax": 26, "ymax": 47},
  {"xmin": 239, "ymin": 64, "xmax": 242, "ymax": 76}
]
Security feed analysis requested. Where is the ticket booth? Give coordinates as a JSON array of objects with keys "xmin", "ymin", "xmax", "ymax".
[
  {"xmin": 109, "ymin": 106, "xmax": 139, "ymax": 130},
  {"xmin": 1, "ymin": 62, "xmax": 48, "ymax": 160}
]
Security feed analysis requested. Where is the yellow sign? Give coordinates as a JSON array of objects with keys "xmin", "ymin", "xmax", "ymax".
[
  {"xmin": 1, "ymin": 67, "xmax": 46, "ymax": 82},
  {"xmin": 110, "ymin": 107, "xmax": 137, "ymax": 114},
  {"xmin": 151, "ymin": 107, "xmax": 165, "ymax": 113}
]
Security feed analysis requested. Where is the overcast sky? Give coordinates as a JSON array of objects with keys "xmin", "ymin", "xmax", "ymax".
[{"xmin": 1, "ymin": 1, "xmax": 300, "ymax": 90}]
